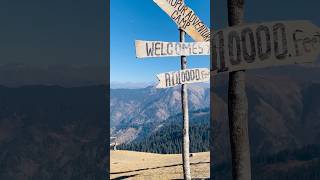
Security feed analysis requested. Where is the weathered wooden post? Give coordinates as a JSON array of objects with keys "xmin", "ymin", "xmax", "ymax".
[
  {"xmin": 227, "ymin": 0, "xmax": 252, "ymax": 179},
  {"xmin": 180, "ymin": 28, "xmax": 191, "ymax": 180},
  {"xmin": 141, "ymin": 0, "xmax": 210, "ymax": 179},
  {"xmin": 133, "ymin": 1, "xmax": 320, "ymax": 180}
]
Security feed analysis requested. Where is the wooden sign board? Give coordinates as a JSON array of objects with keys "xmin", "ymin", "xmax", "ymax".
[
  {"xmin": 211, "ymin": 20, "xmax": 320, "ymax": 73},
  {"xmin": 156, "ymin": 68, "xmax": 210, "ymax": 88},
  {"xmin": 135, "ymin": 40, "xmax": 210, "ymax": 58},
  {"xmin": 153, "ymin": 0, "xmax": 210, "ymax": 42}
]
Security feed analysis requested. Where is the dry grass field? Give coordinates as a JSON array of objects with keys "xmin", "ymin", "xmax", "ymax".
[{"xmin": 110, "ymin": 150, "xmax": 210, "ymax": 180}]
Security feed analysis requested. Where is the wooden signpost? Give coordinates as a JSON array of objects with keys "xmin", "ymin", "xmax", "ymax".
[
  {"xmin": 136, "ymin": 1, "xmax": 320, "ymax": 180},
  {"xmin": 226, "ymin": 0, "xmax": 250, "ymax": 180},
  {"xmin": 136, "ymin": 20, "xmax": 320, "ymax": 65},
  {"xmin": 135, "ymin": 40, "xmax": 210, "ymax": 58},
  {"xmin": 211, "ymin": 20, "xmax": 320, "ymax": 74},
  {"xmin": 156, "ymin": 68, "xmax": 210, "ymax": 88},
  {"xmin": 153, "ymin": 0, "xmax": 210, "ymax": 42},
  {"xmin": 179, "ymin": 29, "xmax": 191, "ymax": 180},
  {"xmin": 133, "ymin": 1, "xmax": 210, "ymax": 179},
  {"xmin": 151, "ymin": 1, "xmax": 211, "ymax": 179}
]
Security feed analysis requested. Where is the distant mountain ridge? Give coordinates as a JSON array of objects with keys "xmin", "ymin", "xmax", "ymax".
[
  {"xmin": 0, "ymin": 63, "xmax": 107, "ymax": 87},
  {"xmin": 0, "ymin": 85, "xmax": 107, "ymax": 179},
  {"xmin": 110, "ymin": 84, "xmax": 210, "ymax": 144},
  {"xmin": 111, "ymin": 66, "xmax": 320, "ymax": 161},
  {"xmin": 110, "ymin": 82, "xmax": 155, "ymax": 89}
]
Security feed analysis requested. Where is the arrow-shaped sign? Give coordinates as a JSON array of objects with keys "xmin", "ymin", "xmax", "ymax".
[
  {"xmin": 211, "ymin": 20, "xmax": 320, "ymax": 73},
  {"xmin": 135, "ymin": 21, "xmax": 320, "ymax": 74},
  {"xmin": 135, "ymin": 40, "xmax": 210, "ymax": 58},
  {"xmin": 156, "ymin": 68, "xmax": 210, "ymax": 88},
  {"xmin": 153, "ymin": 0, "xmax": 210, "ymax": 42}
]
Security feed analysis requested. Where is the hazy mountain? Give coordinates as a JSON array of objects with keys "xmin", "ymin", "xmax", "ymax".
[
  {"xmin": 110, "ymin": 81, "xmax": 155, "ymax": 89},
  {"xmin": 0, "ymin": 63, "xmax": 107, "ymax": 87},
  {"xmin": 0, "ymin": 65, "xmax": 318, "ymax": 179},
  {"xmin": 0, "ymin": 85, "xmax": 107, "ymax": 179},
  {"xmin": 212, "ymin": 75, "xmax": 320, "ymax": 161},
  {"xmin": 111, "ymin": 66, "xmax": 320, "ymax": 162},
  {"xmin": 110, "ymin": 84, "xmax": 210, "ymax": 144}
]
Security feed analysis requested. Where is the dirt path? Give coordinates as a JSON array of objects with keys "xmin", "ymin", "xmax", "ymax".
[{"xmin": 110, "ymin": 150, "xmax": 209, "ymax": 180}]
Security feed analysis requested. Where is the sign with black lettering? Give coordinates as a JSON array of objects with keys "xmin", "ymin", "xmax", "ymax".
[
  {"xmin": 135, "ymin": 40, "xmax": 210, "ymax": 58},
  {"xmin": 156, "ymin": 68, "xmax": 210, "ymax": 88},
  {"xmin": 153, "ymin": 0, "xmax": 210, "ymax": 42},
  {"xmin": 211, "ymin": 21, "xmax": 320, "ymax": 73}
]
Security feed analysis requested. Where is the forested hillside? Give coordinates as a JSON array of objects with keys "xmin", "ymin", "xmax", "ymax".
[
  {"xmin": 119, "ymin": 109, "xmax": 210, "ymax": 154},
  {"xmin": 0, "ymin": 85, "xmax": 107, "ymax": 179},
  {"xmin": 112, "ymin": 66, "xmax": 320, "ymax": 179}
]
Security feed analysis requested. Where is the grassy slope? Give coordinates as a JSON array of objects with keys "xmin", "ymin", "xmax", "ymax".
[{"xmin": 110, "ymin": 150, "xmax": 209, "ymax": 180}]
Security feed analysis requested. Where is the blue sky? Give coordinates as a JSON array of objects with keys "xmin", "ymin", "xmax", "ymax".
[
  {"xmin": 111, "ymin": 0, "xmax": 320, "ymax": 83},
  {"xmin": 0, "ymin": 0, "xmax": 105, "ymax": 66},
  {"xmin": 110, "ymin": 0, "xmax": 210, "ymax": 83}
]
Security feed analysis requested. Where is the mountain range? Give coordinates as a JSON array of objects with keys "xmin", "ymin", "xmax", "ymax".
[
  {"xmin": 0, "ymin": 63, "xmax": 107, "ymax": 87},
  {"xmin": 110, "ymin": 84, "xmax": 210, "ymax": 144},
  {"xmin": 111, "ymin": 65, "xmax": 320, "ymax": 161},
  {"xmin": 0, "ymin": 64, "xmax": 319, "ymax": 179},
  {"xmin": 0, "ymin": 85, "xmax": 107, "ymax": 179}
]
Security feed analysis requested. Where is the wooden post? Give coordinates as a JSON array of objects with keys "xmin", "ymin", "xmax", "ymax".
[
  {"xmin": 227, "ymin": 0, "xmax": 252, "ymax": 180},
  {"xmin": 180, "ymin": 28, "xmax": 191, "ymax": 180}
]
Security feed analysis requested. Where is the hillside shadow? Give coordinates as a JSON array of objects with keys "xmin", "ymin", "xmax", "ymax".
[
  {"xmin": 110, "ymin": 161, "xmax": 210, "ymax": 175},
  {"xmin": 111, "ymin": 174, "xmax": 138, "ymax": 180},
  {"xmin": 172, "ymin": 179, "xmax": 210, "ymax": 180}
]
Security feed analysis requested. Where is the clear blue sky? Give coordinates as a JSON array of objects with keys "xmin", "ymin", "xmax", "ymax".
[
  {"xmin": 0, "ymin": 0, "xmax": 105, "ymax": 66},
  {"xmin": 111, "ymin": 0, "xmax": 210, "ymax": 83},
  {"xmin": 111, "ymin": 0, "xmax": 320, "ymax": 83}
]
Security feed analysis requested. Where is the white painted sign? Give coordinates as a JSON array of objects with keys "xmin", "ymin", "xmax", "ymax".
[
  {"xmin": 211, "ymin": 20, "xmax": 320, "ymax": 73},
  {"xmin": 156, "ymin": 68, "xmax": 210, "ymax": 88},
  {"xmin": 135, "ymin": 40, "xmax": 210, "ymax": 58},
  {"xmin": 153, "ymin": 0, "xmax": 210, "ymax": 42}
]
